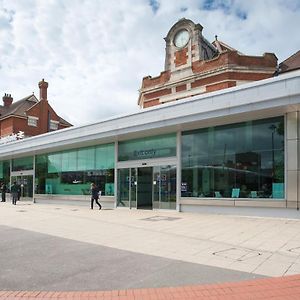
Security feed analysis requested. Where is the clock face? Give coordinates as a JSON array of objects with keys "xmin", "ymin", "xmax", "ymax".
[{"xmin": 174, "ymin": 30, "xmax": 190, "ymax": 48}]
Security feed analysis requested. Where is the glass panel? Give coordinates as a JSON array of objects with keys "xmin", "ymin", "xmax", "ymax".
[
  {"xmin": 118, "ymin": 133, "xmax": 176, "ymax": 161},
  {"xmin": 117, "ymin": 168, "xmax": 130, "ymax": 207},
  {"xmin": 0, "ymin": 160, "xmax": 10, "ymax": 183},
  {"xmin": 12, "ymin": 156, "xmax": 33, "ymax": 171},
  {"xmin": 35, "ymin": 143, "xmax": 115, "ymax": 196},
  {"xmin": 61, "ymin": 151, "xmax": 77, "ymax": 172},
  {"xmin": 11, "ymin": 175, "xmax": 33, "ymax": 200},
  {"xmin": 78, "ymin": 147, "xmax": 95, "ymax": 171},
  {"xmin": 153, "ymin": 166, "xmax": 160, "ymax": 209},
  {"xmin": 160, "ymin": 165, "xmax": 176, "ymax": 209},
  {"xmin": 48, "ymin": 153, "xmax": 62, "ymax": 173},
  {"xmin": 130, "ymin": 168, "xmax": 137, "ymax": 208},
  {"xmin": 95, "ymin": 144, "xmax": 115, "ymax": 169},
  {"xmin": 181, "ymin": 116, "xmax": 285, "ymax": 199},
  {"xmin": 153, "ymin": 165, "xmax": 176, "ymax": 209}
]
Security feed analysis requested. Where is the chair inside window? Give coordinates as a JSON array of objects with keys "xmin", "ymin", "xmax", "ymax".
[
  {"xmin": 231, "ymin": 188, "xmax": 240, "ymax": 198},
  {"xmin": 250, "ymin": 191, "xmax": 258, "ymax": 198},
  {"xmin": 214, "ymin": 191, "xmax": 222, "ymax": 198}
]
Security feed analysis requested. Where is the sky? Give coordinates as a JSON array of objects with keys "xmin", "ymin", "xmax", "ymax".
[{"xmin": 0, "ymin": 0, "xmax": 300, "ymax": 127}]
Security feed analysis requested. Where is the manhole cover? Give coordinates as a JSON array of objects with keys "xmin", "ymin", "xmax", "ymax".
[
  {"xmin": 71, "ymin": 209, "xmax": 78, "ymax": 211},
  {"xmin": 16, "ymin": 210, "xmax": 27, "ymax": 213},
  {"xmin": 141, "ymin": 216, "xmax": 181, "ymax": 222},
  {"xmin": 213, "ymin": 247, "xmax": 262, "ymax": 261},
  {"xmin": 54, "ymin": 208, "xmax": 61, "ymax": 210}
]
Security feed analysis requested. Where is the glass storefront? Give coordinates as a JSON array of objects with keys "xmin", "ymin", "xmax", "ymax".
[
  {"xmin": 35, "ymin": 143, "xmax": 115, "ymax": 196},
  {"xmin": 181, "ymin": 117, "xmax": 285, "ymax": 199},
  {"xmin": 0, "ymin": 115, "xmax": 287, "ymax": 207}
]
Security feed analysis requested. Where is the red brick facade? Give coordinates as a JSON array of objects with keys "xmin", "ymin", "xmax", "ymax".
[
  {"xmin": 138, "ymin": 19, "xmax": 277, "ymax": 108},
  {"xmin": 175, "ymin": 48, "xmax": 188, "ymax": 67},
  {"xmin": 0, "ymin": 79, "xmax": 72, "ymax": 139}
]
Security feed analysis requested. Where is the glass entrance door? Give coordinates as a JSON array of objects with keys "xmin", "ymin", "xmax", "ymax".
[
  {"xmin": 117, "ymin": 168, "xmax": 137, "ymax": 208},
  {"xmin": 118, "ymin": 165, "xmax": 176, "ymax": 210},
  {"xmin": 153, "ymin": 165, "xmax": 176, "ymax": 209},
  {"xmin": 10, "ymin": 175, "xmax": 33, "ymax": 201},
  {"xmin": 137, "ymin": 167, "xmax": 152, "ymax": 210}
]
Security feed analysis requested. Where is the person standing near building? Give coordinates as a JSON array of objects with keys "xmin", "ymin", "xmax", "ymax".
[
  {"xmin": 10, "ymin": 181, "xmax": 19, "ymax": 205},
  {"xmin": 1, "ymin": 182, "xmax": 6, "ymax": 202},
  {"xmin": 90, "ymin": 183, "xmax": 102, "ymax": 210}
]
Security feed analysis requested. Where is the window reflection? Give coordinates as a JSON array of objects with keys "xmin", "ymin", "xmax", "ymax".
[
  {"xmin": 181, "ymin": 117, "xmax": 284, "ymax": 199},
  {"xmin": 35, "ymin": 144, "xmax": 115, "ymax": 196}
]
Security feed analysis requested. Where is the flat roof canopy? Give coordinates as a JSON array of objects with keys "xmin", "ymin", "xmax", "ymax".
[{"xmin": 1, "ymin": 70, "xmax": 300, "ymax": 159}]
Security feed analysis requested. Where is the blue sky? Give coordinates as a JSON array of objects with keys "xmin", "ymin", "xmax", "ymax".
[{"xmin": 0, "ymin": 0, "xmax": 299, "ymax": 126}]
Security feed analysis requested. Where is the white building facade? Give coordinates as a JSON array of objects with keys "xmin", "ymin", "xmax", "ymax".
[{"xmin": 0, "ymin": 70, "xmax": 300, "ymax": 211}]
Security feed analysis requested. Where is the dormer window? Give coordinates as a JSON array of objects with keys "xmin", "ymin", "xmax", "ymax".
[
  {"xmin": 49, "ymin": 120, "xmax": 59, "ymax": 130},
  {"xmin": 28, "ymin": 116, "xmax": 38, "ymax": 127}
]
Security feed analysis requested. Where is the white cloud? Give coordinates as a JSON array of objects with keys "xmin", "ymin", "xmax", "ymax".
[{"xmin": 0, "ymin": 0, "xmax": 299, "ymax": 126}]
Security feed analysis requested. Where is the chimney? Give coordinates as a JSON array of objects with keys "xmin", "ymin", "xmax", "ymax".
[
  {"xmin": 38, "ymin": 78, "xmax": 48, "ymax": 101},
  {"xmin": 3, "ymin": 93, "xmax": 13, "ymax": 107}
]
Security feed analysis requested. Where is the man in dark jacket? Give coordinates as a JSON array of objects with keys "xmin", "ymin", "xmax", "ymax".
[
  {"xmin": 11, "ymin": 181, "xmax": 19, "ymax": 205},
  {"xmin": 90, "ymin": 183, "xmax": 102, "ymax": 210},
  {"xmin": 1, "ymin": 182, "xmax": 6, "ymax": 202}
]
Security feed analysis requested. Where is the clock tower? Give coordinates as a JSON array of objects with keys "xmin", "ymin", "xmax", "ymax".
[
  {"xmin": 138, "ymin": 18, "xmax": 277, "ymax": 108},
  {"xmin": 164, "ymin": 18, "xmax": 217, "ymax": 75}
]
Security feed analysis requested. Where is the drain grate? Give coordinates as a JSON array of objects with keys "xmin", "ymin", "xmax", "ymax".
[
  {"xmin": 213, "ymin": 247, "xmax": 262, "ymax": 262},
  {"xmin": 16, "ymin": 210, "xmax": 27, "ymax": 213},
  {"xmin": 71, "ymin": 209, "xmax": 78, "ymax": 211},
  {"xmin": 141, "ymin": 215, "xmax": 181, "ymax": 222}
]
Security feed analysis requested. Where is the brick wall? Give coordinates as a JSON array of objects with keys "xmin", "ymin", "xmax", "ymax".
[
  {"xmin": 206, "ymin": 81, "xmax": 236, "ymax": 92},
  {"xmin": 175, "ymin": 48, "xmax": 188, "ymax": 67},
  {"xmin": 139, "ymin": 47, "xmax": 277, "ymax": 108},
  {"xmin": 143, "ymin": 99, "xmax": 160, "ymax": 108},
  {"xmin": 142, "ymin": 71, "xmax": 171, "ymax": 89},
  {"xmin": 144, "ymin": 88, "xmax": 172, "ymax": 100}
]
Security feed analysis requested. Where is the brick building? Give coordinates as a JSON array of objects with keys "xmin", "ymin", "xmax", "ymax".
[
  {"xmin": 0, "ymin": 79, "xmax": 72, "ymax": 139},
  {"xmin": 277, "ymin": 50, "xmax": 300, "ymax": 75},
  {"xmin": 138, "ymin": 18, "xmax": 278, "ymax": 108}
]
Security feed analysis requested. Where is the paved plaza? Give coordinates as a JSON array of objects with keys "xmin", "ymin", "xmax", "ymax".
[{"xmin": 1, "ymin": 201, "xmax": 300, "ymax": 298}]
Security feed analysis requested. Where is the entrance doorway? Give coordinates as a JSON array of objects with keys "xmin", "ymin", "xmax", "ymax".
[
  {"xmin": 11, "ymin": 174, "xmax": 33, "ymax": 201},
  {"xmin": 117, "ymin": 165, "xmax": 176, "ymax": 210},
  {"xmin": 137, "ymin": 167, "xmax": 152, "ymax": 209}
]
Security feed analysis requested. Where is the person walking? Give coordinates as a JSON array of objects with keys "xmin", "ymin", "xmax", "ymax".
[
  {"xmin": 11, "ymin": 181, "xmax": 19, "ymax": 205},
  {"xmin": 90, "ymin": 183, "xmax": 102, "ymax": 210}
]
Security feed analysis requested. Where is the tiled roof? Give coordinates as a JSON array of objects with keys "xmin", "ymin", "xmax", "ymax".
[
  {"xmin": 0, "ymin": 94, "xmax": 38, "ymax": 119},
  {"xmin": 212, "ymin": 39, "xmax": 244, "ymax": 55},
  {"xmin": 279, "ymin": 50, "xmax": 300, "ymax": 74},
  {"xmin": 59, "ymin": 116, "xmax": 72, "ymax": 127}
]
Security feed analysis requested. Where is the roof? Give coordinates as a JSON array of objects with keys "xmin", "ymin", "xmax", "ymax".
[
  {"xmin": 59, "ymin": 116, "xmax": 72, "ymax": 127},
  {"xmin": 212, "ymin": 38, "xmax": 244, "ymax": 55},
  {"xmin": 0, "ymin": 94, "xmax": 38, "ymax": 119},
  {"xmin": 0, "ymin": 94, "xmax": 72, "ymax": 127},
  {"xmin": 278, "ymin": 50, "xmax": 300, "ymax": 74}
]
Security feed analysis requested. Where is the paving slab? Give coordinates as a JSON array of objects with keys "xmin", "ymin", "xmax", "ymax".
[
  {"xmin": 0, "ymin": 225, "xmax": 261, "ymax": 291},
  {"xmin": 0, "ymin": 201, "xmax": 300, "ymax": 279}
]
